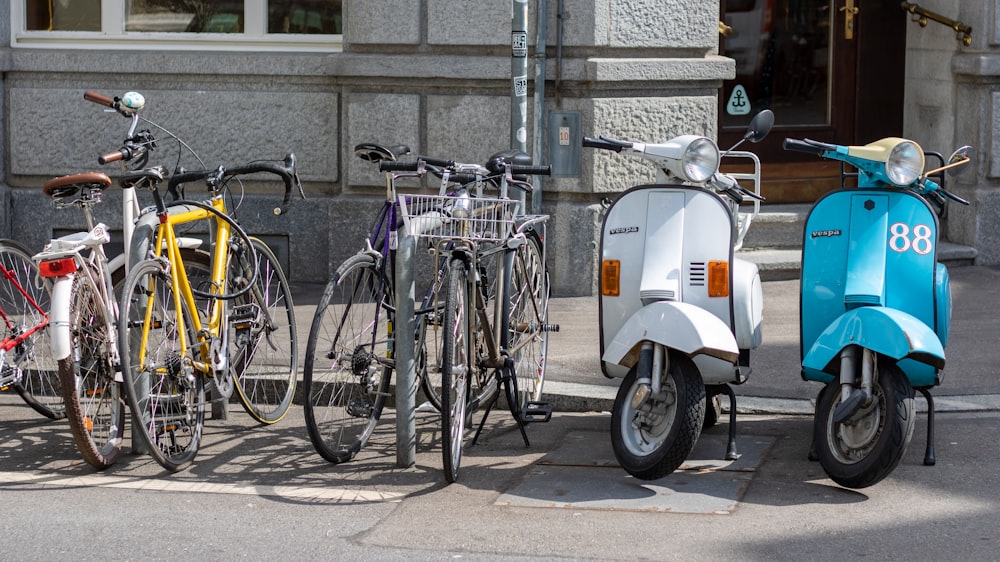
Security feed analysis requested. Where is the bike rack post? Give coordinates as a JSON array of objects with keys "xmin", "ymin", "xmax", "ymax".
[{"xmin": 394, "ymin": 231, "xmax": 417, "ymax": 467}]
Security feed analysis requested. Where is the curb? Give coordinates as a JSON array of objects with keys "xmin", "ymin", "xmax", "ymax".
[{"xmin": 542, "ymin": 381, "xmax": 1000, "ymax": 415}]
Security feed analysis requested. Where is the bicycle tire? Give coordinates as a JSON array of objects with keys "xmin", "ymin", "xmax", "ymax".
[
  {"xmin": 57, "ymin": 264, "xmax": 126, "ymax": 469},
  {"xmin": 419, "ymin": 244, "xmax": 501, "ymax": 413},
  {"xmin": 441, "ymin": 257, "xmax": 472, "ymax": 483},
  {"xmin": 504, "ymin": 232, "xmax": 549, "ymax": 409},
  {"xmin": 303, "ymin": 253, "xmax": 392, "ymax": 464},
  {"xmin": 119, "ymin": 259, "xmax": 205, "ymax": 472},
  {"xmin": 229, "ymin": 238, "xmax": 297, "ymax": 424},
  {"xmin": 0, "ymin": 240, "xmax": 63, "ymax": 419}
]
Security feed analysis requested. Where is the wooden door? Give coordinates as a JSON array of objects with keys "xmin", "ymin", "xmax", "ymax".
[{"xmin": 720, "ymin": 0, "xmax": 907, "ymax": 202}]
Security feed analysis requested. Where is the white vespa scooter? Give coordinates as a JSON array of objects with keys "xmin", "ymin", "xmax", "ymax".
[{"xmin": 584, "ymin": 110, "xmax": 773, "ymax": 480}]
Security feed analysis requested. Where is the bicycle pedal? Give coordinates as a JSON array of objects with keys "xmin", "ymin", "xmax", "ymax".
[
  {"xmin": 346, "ymin": 400, "xmax": 374, "ymax": 418},
  {"xmin": 543, "ymin": 323, "xmax": 560, "ymax": 333},
  {"xmin": 521, "ymin": 400, "xmax": 552, "ymax": 423},
  {"xmin": 229, "ymin": 304, "xmax": 256, "ymax": 331}
]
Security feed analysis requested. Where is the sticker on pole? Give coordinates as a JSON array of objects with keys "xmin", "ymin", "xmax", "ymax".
[{"xmin": 726, "ymin": 85, "xmax": 751, "ymax": 116}]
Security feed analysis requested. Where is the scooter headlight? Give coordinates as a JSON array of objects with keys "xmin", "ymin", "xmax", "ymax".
[
  {"xmin": 679, "ymin": 137, "xmax": 721, "ymax": 183},
  {"xmin": 885, "ymin": 140, "xmax": 924, "ymax": 186}
]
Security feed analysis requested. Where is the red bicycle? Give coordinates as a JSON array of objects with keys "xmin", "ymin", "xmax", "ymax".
[{"xmin": 0, "ymin": 239, "xmax": 62, "ymax": 419}]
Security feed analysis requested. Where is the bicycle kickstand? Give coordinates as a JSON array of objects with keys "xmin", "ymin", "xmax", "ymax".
[{"xmin": 472, "ymin": 356, "xmax": 531, "ymax": 447}]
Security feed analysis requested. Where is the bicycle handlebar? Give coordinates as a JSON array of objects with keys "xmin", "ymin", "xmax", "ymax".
[
  {"xmin": 168, "ymin": 153, "xmax": 302, "ymax": 216},
  {"xmin": 378, "ymin": 159, "xmax": 550, "ymax": 178},
  {"xmin": 84, "ymin": 91, "xmax": 116, "ymax": 108}
]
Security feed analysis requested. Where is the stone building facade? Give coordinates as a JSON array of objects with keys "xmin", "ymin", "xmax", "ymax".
[{"xmin": 1, "ymin": 1, "xmax": 998, "ymax": 296}]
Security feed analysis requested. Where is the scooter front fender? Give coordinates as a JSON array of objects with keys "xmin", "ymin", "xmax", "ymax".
[
  {"xmin": 802, "ymin": 306, "xmax": 945, "ymax": 384},
  {"xmin": 602, "ymin": 301, "xmax": 740, "ymax": 370}
]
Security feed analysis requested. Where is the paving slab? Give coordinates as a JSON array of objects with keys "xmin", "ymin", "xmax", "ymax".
[{"xmin": 497, "ymin": 428, "xmax": 776, "ymax": 514}]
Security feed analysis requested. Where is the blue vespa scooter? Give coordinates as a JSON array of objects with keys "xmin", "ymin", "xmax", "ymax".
[{"xmin": 784, "ymin": 136, "xmax": 972, "ymax": 488}]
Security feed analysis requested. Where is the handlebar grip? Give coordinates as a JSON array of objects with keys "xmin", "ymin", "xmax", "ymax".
[
  {"xmin": 379, "ymin": 161, "xmax": 421, "ymax": 172},
  {"xmin": 447, "ymin": 173, "xmax": 481, "ymax": 185},
  {"xmin": 783, "ymin": 138, "xmax": 830, "ymax": 155},
  {"xmin": 417, "ymin": 156, "xmax": 455, "ymax": 168},
  {"xmin": 84, "ymin": 91, "xmax": 115, "ymax": 108},
  {"xmin": 583, "ymin": 136, "xmax": 630, "ymax": 152},
  {"xmin": 512, "ymin": 165, "xmax": 551, "ymax": 176},
  {"xmin": 98, "ymin": 151, "xmax": 124, "ymax": 165}
]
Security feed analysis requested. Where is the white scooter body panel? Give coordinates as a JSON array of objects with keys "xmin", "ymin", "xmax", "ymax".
[
  {"xmin": 733, "ymin": 257, "xmax": 763, "ymax": 349},
  {"xmin": 602, "ymin": 300, "xmax": 740, "ymax": 381},
  {"xmin": 601, "ymin": 184, "xmax": 759, "ymax": 381}
]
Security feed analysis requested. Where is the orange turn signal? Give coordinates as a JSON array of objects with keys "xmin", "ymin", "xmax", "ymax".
[
  {"xmin": 601, "ymin": 260, "xmax": 620, "ymax": 297},
  {"xmin": 708, "ymin": 261, "xmax": 729, "ymax": 297}
]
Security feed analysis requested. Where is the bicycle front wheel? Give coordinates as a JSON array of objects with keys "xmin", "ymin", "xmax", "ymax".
[
  {"xmin": 419, "ymin": 244, "xmax": 500, "ymax": 413},
  {"xmin": 303, "ymin": 253, "xmax": 392, "ymax": 464},
  {"xmin": 441, "ymin": 257, "xmax": 472, "ymax": 483},
  {"xmin": 58, "ymin": 266, "xmax": 126, "ymax": 469},
  {"xmin": 504, "ymin": 232, "xmax": 549, "ymax": 409},
  {"xmin": 119, "ymin": 259, "xmax": 205, "ymax": 472},
  {"xmin": 230, "ymin": 238, "xmax": 297, "ymax": 424},
  {"xmin": 0, "ymin": 240, "xmax": 63, "ymax": 419}
]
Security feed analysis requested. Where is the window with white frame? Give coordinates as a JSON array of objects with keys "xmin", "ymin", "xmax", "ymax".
[{"xmin": 16, "ymin": 0, "xmax": 342, "ymax": 49}]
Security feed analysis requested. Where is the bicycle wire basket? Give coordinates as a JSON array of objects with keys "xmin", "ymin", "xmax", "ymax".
[{"xmin": 399, "ymin": 194, "xmax": 518, "ymax": 243}]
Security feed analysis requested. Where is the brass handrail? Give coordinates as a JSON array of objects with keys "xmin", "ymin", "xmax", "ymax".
[{"xmin": 901, "ymin": 2, "xmax": 972, "ymax": 47}]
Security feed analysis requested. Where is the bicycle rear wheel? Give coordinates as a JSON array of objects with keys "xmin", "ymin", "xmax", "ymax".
[
  {"xmin": 504, "ymin": 232, "xmax": 549, "ymax": 409},
  {"xmin": 303, "ymin": 253, "xmax": 392, "ymax": 464},
  {"xmin": 119, "ymin": 259, "xmax": 205, "ymax": 472},
  {"xmin": 0, "ymin": 240, "xmax": 63, "ymax": 419},
  {"xmin": 58, "ymin": 266, "xmax": 126, "ymax": 469},
  {"xmin": 441, "ymin": 257, "xmax": 472, "ymax": 483},
  {"xmin": 229, "ymin": 238, "xmax": 297, "ymax": 424}
]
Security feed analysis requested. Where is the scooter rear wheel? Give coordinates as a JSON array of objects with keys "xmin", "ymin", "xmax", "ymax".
[
  {"xmin": 610, "ymin": 352, "xmax": 705, "ymax": 480},
  {"xmin": 814, "ymin": 358, "xmax": 916, "ymax": 489}
]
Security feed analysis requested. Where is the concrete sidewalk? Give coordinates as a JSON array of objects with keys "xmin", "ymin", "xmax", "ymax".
[{"xmin": 539, "ymin": 264, "xmax": 1000, "ymax": 414}]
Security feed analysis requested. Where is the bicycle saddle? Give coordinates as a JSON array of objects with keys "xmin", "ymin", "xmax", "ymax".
[
  {"xmin": 42, "ymin": 172, "xmax": 113, "ymax": 199},
  {"xmin": 355, "ymin": 143, "xmax": 411, "ymax": 162}
]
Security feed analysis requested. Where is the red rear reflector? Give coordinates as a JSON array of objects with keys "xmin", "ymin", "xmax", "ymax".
[{"xmin": 39, "ymin": 258, "xmax": 77, "ymax": 278}]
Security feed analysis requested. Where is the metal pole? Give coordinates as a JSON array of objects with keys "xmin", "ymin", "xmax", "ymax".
[
  {"xmin": 531, "ymin": 0, "xmax": 547, "ymax": 215},
  {"xmin": 394, "ymin": 232, "xmax": 417, "ymax": 467},
  {"xmin": 512, "ymin": 0, "xmax": 529, "ymax": 213},
  {"xmin": 512, "ymin": 0, "xmax": 529, "ymax": 153}
]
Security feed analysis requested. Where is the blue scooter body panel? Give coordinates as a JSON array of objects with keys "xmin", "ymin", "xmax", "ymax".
[{"xmin": 801, "ymin": 188, "xmax": 947, "ymax": 386}]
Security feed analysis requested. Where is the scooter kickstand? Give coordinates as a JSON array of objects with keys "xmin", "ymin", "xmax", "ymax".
[
  {"xmin": 721, "ymin": 385, "xmax": 740, "ymax": 461},
  {"xmin": 916, "ymin": 387, "xmax": 936, "ymax": 466}
]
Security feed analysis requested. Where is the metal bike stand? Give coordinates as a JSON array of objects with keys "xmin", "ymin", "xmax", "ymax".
[{"xmin": 394, "ymin": 232, "xmax": 417, "ymax": 467}]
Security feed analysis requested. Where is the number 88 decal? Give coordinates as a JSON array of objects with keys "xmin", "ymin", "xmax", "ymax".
[{"xmin": 889, "ymin": 222, "xmax": 933, "ymax": 255}]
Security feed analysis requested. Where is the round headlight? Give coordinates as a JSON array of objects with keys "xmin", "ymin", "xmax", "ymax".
[
  {"xmin": 681, "ymin": 137, "xmax": 720, "ymax": 183},
  {"xmin": 886, "ymin": 141, "xmax": 924, "ymax": 186}
]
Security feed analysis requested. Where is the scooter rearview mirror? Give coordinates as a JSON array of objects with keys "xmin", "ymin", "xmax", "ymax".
[
  {"xmin": 946, "ymin": 145, "xmax": 974, "ymax": 177},
  {"xmin": 744, "ymin": 109, "xmax": 774, "ymax": 143},
  {"xmin": 923, "ymin": 145, "xmax": 975, "ymax": 179}
]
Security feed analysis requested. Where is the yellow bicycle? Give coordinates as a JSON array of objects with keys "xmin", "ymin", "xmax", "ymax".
[{"xmin": 118, "ymin": 157, "xmax": 301, "ymax": 471}]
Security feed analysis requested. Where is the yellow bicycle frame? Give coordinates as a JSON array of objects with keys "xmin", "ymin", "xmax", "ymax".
[{"xmin": 136, "ymin": 196, "xmax": 231, "ymax": 377}]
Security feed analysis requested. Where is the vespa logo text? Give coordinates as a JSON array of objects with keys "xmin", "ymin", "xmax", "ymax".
[
  {"xmin": 610, "ymin": 226, "xmax": 640, "ymax": 235},
  {"xmin": 810, "ymin": 229, "xmax": 841, "ymax": 238}
]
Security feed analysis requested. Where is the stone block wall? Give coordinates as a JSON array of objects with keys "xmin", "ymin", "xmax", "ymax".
[{"xmin": 0, "ymin": 0, "xmax": 731, "ymax": 295}]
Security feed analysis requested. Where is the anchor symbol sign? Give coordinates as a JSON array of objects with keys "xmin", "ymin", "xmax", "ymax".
[{"xmin": 726, "ymin": 85, "xmax": 751, "ymax": 116}]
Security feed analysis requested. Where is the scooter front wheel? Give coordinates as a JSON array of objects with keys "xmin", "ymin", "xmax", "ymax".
[
  {"xmin": 814, "ymin": 359, "xmax": 916, "ymax": 488},
  {"xmin": 611, "ymin": 352, "xmax": 706, "ymax": 480}
]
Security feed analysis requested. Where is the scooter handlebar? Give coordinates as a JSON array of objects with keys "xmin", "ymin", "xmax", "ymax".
[
  {"xmin": 783, "ymin": 138, "xmax": 836, "ymax": 155},
  {"xmin": 583, "ymin": 136, "xmax": 632, "ymax": 152}
]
